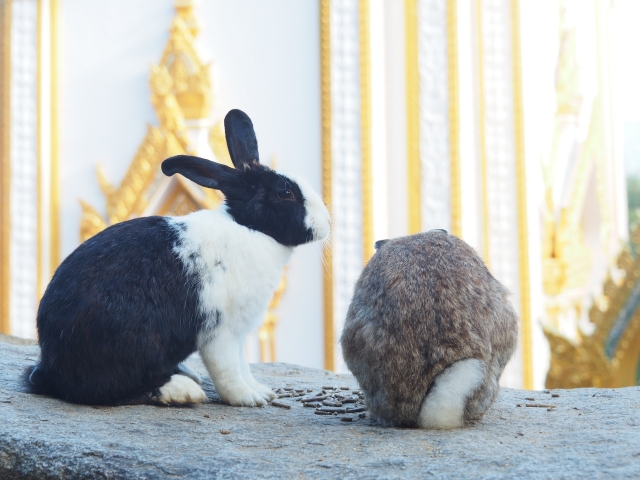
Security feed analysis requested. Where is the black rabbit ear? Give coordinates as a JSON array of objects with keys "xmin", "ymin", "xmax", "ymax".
[
  {"xmin": 224, "ymin": 109, "xmax": 260, "ymax": 170},
  {"xmin": 161, "ymin": 155, "xmax": 239, "ymax": 190}
]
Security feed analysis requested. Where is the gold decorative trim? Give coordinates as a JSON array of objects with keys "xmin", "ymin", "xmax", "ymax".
[
  {"xmin": 0, "ymin": 0, "xmax": 11, "ymax": 334},
  {"xmin": 446, "ymin": 0, "xmax": 461, "ymax": 237},
  {"xmin": 405, "ymin": 0, "xmax": 420, "ymax": 234},
  {"xmin": 510, "ymin": 0, "xmax": 533, "ymax": 390},
  {"xmin": 80, "ymin": 1, "xmax": 219, "ymax": 238},
  {"xmin": 259, "ymin": 273, "xmax": 286, "ymax": 362},
  {"xmin": 359, "ymin": 0, "xmax": 373, "ymax": 263},
  {"xmin": 476, "ymin": 0, "xmax": 490, "ymax": 266},
  {"xmin": 320, "ymin": 0, "xmax": 334, "ymax": 371},
  {"xmin": 545, "ymin": 224, "xmax": 640, "ymax": 388},
  {"xmin": 49, "ymin": 0, "xmax": 60, "ymax": 273}
]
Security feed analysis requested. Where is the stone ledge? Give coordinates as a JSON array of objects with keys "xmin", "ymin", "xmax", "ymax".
[{"xmin": 1, "ymin": 340, "xmax": 639, "ymax": 479}]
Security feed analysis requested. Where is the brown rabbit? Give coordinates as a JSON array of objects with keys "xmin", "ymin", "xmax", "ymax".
[{"xmin": 340, "ymin": 230, "xmax": 518, "ymax": 429}]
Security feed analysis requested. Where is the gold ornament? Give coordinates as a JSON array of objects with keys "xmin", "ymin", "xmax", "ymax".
[{"xmin": 79, "ymin": 0, "xmax": 284, "ymax": 362}]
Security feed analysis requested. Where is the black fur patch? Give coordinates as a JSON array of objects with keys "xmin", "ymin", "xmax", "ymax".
[
  {"xmin": 222, "ymin": 165, "xmax": 314, "ymax": 246},
  {"xmin": 25, "ymin": 217, "xmax": 206, "ymax": 405}
]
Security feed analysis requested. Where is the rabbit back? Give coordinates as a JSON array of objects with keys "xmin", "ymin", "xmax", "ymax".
[
  {"xmin": 341, "ymin": 231, "xmax": 518, "ymax": 427},
  {"xmin": 30, "ymin": 216, "xmax": 206, "ymax": 404}
]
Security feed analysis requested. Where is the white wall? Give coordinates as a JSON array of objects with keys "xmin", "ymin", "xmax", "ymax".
[{"xmin": 59, "ymin": 0, "xmax": 324, "ymax": 368}]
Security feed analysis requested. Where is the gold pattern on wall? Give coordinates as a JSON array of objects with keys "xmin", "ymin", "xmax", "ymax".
[
  {"xmin": 259, "ymin": 274, "xmax": 286, "ymax": 363},
  {"xmin": 79, "ymin": 1, "xmax": 212, "ymax": 240},
  {"xmin": 541, "ymin": 0, "xmax": 602, "ymax": 348},
  {"xmin": 545, "ymin": 225, "xmax": 640, "ymax": 388},
  {"xmin": 79, "ymin": 0, "xmax": 281, "ymax": 362}
]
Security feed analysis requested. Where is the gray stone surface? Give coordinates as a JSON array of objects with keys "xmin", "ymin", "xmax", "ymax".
[{"xmin": 1, "ymin": 340, "xmax": 639, "ymax": 479}]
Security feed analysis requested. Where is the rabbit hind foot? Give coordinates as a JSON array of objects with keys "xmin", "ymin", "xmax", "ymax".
[
  {"xmin": 417, "ymin": 358, "xmax": 484, "ymax": 429},
  {"xmin": 152, "ymin": 374, "xmax": 207, "ymax": 405}
]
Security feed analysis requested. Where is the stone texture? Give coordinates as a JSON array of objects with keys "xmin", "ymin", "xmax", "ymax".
[{"xmin": 1, "ymin": 339, "xmax": 639, "ymax": 479}]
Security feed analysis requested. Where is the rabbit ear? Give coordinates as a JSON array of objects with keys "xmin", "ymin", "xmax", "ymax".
[
  {"xmin": 224, "ymin": 109, "xmax": 260, "ymax": 170},
  {"xmin": 162, "ymin": 155, "xmax": 239, "ymax": 190}
]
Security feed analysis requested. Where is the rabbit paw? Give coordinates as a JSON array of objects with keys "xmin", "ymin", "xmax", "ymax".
[
  {"xmin": 155, "ymin": 374, "xmax": 207, "ymax": 405},
  {"xmin": 220, "ymin": 386, "xmax": 269, "ymax": 407},
  {"xmin": 245, "ymin": 380, "xmax": 277, "ymax": 401}
]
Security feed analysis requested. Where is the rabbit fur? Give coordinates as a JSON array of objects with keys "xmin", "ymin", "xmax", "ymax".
[
  {"xmin": 25, "ymin": 109, "xmax": 330, "ymax": 407},
  {"xmin": 341, "ymin": 230, "xmax": 518, "ymax": 429}
]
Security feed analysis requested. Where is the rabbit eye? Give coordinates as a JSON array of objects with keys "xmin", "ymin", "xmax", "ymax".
[{"xmin": 277, "ymin": 189, "xmax": 295, "ymax": 200}]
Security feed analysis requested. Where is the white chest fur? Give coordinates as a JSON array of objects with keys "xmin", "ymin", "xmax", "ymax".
[{"xmin": 169, "ymin": 210, "xmax": 293, "ymax": 345}]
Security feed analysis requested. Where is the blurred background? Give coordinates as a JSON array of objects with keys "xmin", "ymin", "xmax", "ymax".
[{"xmin": 0, "ymin": 0, "xmax": 638, "ymax": 390}]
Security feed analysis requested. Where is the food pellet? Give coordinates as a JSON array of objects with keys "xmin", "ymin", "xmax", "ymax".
[
  {"xmin": 271, "ymin": 401, "xmax": 291, "ymax": 409},
  {"xmin": 220, "ymin": 429, "xmax": 231, "ymax": 434},
  {"xmin": 346, "ymin": 407, "xmax": 365, "ymax": 413},
  {"xmin": 203, "ymin": 414, "xmax": 210, "ymax": 418},
  {"xmin": 552, "ymin": 394, "xmax": 560, "ymax": 398},
  {"xmin": 340, "ymin": 417, "xmax": 353, "ymax": 422}
]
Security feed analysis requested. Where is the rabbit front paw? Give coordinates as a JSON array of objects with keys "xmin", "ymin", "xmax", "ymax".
[
  {"xmin": 219, "ymin": 385, "xmax": 269, "ymax": 407},
  {"xmin": 247, "ymin": 381, "xmax": 277, "ymax": 401}
]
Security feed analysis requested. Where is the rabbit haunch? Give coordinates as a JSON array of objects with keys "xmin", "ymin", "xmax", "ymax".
[{"xmin": 25, "ymin": 109, "xmax": 331, "ymax": 407}]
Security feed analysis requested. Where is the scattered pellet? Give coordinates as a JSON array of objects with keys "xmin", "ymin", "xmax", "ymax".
[
  {"xmin": 307, "ymin": 388, "xmax": 313, "ymax": 392},
  {"xmin": 516, "ymin": 404, "xmax": 523, "ymax": 407},
  {"xmin": 304, "ymin": 402, "xmax": 321, "ymax": 408},
  {"xmin": 547, "ymin": 408, "xmax": 555, "ymax": 411},
  {"xmin": 271, "ymin": 401, "xmax": 291, "ymax": 409},
  {"xmin": 284, "ymin": 387, "xmax": 294, "ymax": 391},
  {"xmin": 340, "ymin": 417, "xmax": 353, "ymax": 422},
  {"xmin": 340, "ymin": 386, "xmax": 350, "ymax": 390},
  {"xmin": 543, "ymin": 390, "xmax": 551, "ymax": 394},
  {"xmin": 317, "ymin": 407, "xmax": 346, "ymax": 413},
  {"xmin": 301, "ymin": 395, "xmax": 327, "ymax": 403},
  {"xmin": 340, "ymin": 398, "xmax": 357, "ymax": 404},
  {"xmin": 203, "ymin": 414, "xmax": 210, "ymax": 418},
  {"xmin": 525, "ymin": 397, "xmax": 535, "ymax": 401},
  {"xmin": 525, "ymin": 403, "xmax": 556, "ymax": 408},
  {"xmin": 353, "ymin": 390, "xmax": 361, "ymax": 395},
  {"xmin": 322, "ymin": 386, "xmax": 335, "ymax": 390},
  {"xmin": 322, "ymin": 400, "xmax": 343, "ymax": 407},
  {"xmin": 359, "ymin": 413, "xmax": 366, "ymax": 419},
  {"xmin": 220, "ymin": 429, "xmax": 231, "ymax": 435},
  {"xmin": 314, "ymin": 410, "xmax": 333, "ymax": 416},
  {"xmin": 551, "ymin": 394, "xmax": 560, "ymax": 398},
  {"xmin": 277, "ymin": 393, "xmax": 292, "ymax": 398},
  {"xmin": 346, "ymin": 407, "xmax": 366, "ymax": 413}
]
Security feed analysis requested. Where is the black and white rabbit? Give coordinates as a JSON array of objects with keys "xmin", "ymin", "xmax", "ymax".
[
  {"xmin": 341, "ymin": 230, "xmax": 518, "ymax": 429},
  {"xmin": 25, "ymin": 109, "xmax": 330, "ymax": 407}
]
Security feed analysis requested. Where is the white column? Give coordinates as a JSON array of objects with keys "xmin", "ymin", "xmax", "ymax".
[
  {"xmin": 330, "ymin": 0, "xmax": 363, "ymax": 372},
  {"xmin": 9, "ymin": 0, "xmax": 38, "ymax": 339},
  {"xmin": 417, "ymin": 0, "xmax": 451, "ymax": 232}
]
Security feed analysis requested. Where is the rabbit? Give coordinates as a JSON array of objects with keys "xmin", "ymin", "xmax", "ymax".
[
  {"xmin": 24, "ymin": 109, "xmax": 331, "ymax": 407},
  {"xmin": 340, "ymin": 229, "xmax": 518, "ymax": 429}
]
